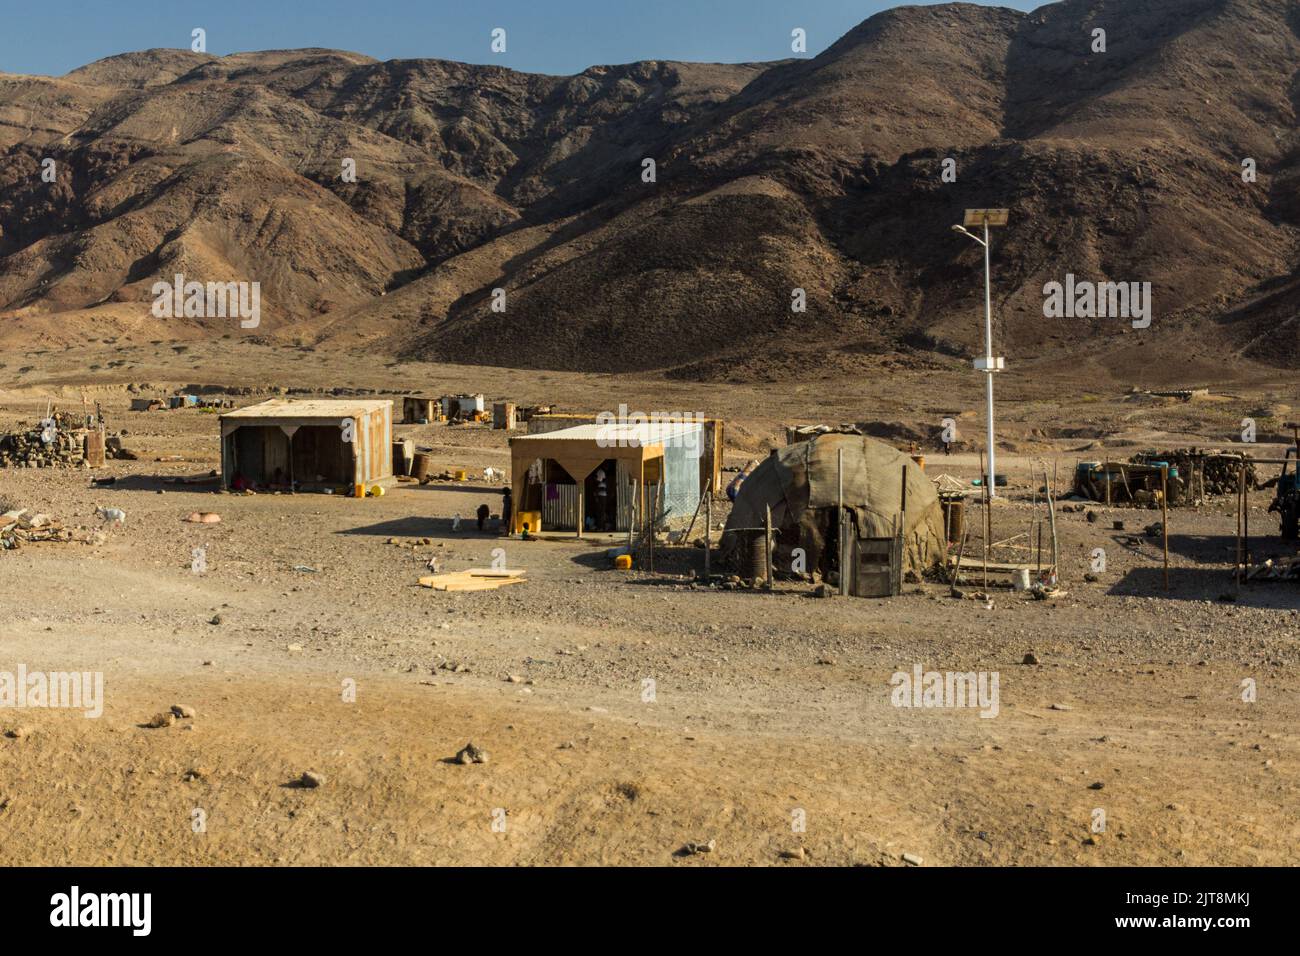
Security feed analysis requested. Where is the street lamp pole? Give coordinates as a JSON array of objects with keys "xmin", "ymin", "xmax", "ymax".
[
  {"xmin": 953, "ymin": 209, "xmax": 1009, "ymax": 500},
  {"xmin": 982, "ymin": 219, "xmax": 996, "ymax": 499}
]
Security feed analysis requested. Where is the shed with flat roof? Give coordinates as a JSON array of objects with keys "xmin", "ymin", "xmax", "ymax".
[
  {"xmin": 219, "ymin": 398, "xmax": 393, "ymax": 492},
  {"xmin": 509, "ymin": 421, "xmax": 704, "ymax": 535}
]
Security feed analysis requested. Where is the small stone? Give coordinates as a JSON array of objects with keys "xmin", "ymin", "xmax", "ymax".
[
  {"xmin": 287, "ymin": 643, "xmax": 304, "ymax": 653},
  {"xmin": 144, "ymin": 712, "xmax": 176, "ymax": 729},
  {"xmin": 780, "ymin": 847, "xmax": 806, "ymax": 861},
  {"xmin": 901, "ymin": 852, "xmax": 924, "ymax": 866},
  {"xmin": 455, "ymin": 742, "xmax": 488, "ymax": 765},
  {"xmin": 1083, "ymin": 835, "xmax": 1099, "ymax": 846},
  {"xmin": 171, "ymin": 704, "xmax": 196, "ymax": 719},
  {"xmin": 299, "ymin": 770, "xmax": 325, "ymax": 788},
  {"xmin": 1088, "ymin": 781, "xmax": 1105, "ymax": 790},
  {"xmin": 4, "ymin": 726, "xmax": 34, "ymax": 739},
  {"xmin": 679, "ymin": 839, "xmax": 716, "ymax": 856},
  {"xmin": 183, "ymin": 767, "xmax": 209, "ymax": 782},
  {"xmin": 504, "ymin": 674, "xmax": 522, "ymax": 683},
  {"xmin": 1048, "ymin": 703, "xmax": 1073, "ymax": 711},
  {"xmin": 1022, "ymin": 652, "xmax": 1039, "ymax": 665},
  {"xmin": 208, "ymin": 614, "xmax": 222, "ymax": 625}
]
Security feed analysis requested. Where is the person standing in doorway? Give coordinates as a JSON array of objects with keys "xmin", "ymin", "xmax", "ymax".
[
  {"xmin": 500, "ymin": 486, "xmax": 513, "ymax": 535},
  {"xmin": 594, "ymin": 468, "xmax": 610, "ymax": 531}
]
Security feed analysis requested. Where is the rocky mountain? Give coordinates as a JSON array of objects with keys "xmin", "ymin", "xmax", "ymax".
[{"xmin": 2, "ymin": 0, "xmax": 1298, "ymax": 380}]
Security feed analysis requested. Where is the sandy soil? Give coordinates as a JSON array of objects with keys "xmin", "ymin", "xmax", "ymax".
[{"xmin": 1, "ymin": 346, "xmax": 1298, "ymax": 865}]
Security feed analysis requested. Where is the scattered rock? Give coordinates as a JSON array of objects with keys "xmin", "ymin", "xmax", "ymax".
[
  {"xmin": 1022, "ymin": 652, "xmax": 1040, "ymax": 665},
  {"xmin": 1088, "ymin": 781, "xmax": 1105, "ymax": 790},
  {"xmin": 780, "ymin": 847, "xmax": 806, "ymax": 861},
  {"xmin": 1048, "ymin": 703, "xmax": 1073, "ymax": 711},
  {"xmin": 144, "ymin": 712, "xmax": 176, "ymax": 729},
  {"xmin": 4, "ymin": 726, "xmax": 34, "ymax": 739},
  {"xmin": 298, "ymin": 770, "xmax": 325, "ymax": 788},
  {"xmin": 678, "ymin": 839, "xmax": 716, "ymax": 856},
  {"xmin": 208, "ymin": 614, "xmax": 222, "ymax": 625},
  {"xmin": 901, "ymin": 852, "xmax": 924, "ymax": 866},
  {"xmin": 455, "ymin": 742, "xmax": 488, "ymax": 765},
  {"xmin": 170, "ymin": 704, "xmax": 196, "ymax": 719}
]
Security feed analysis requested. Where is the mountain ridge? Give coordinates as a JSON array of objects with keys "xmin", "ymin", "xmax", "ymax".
[{"xmin": 2, "ymin": 0, "xmax": 1299, "ymax": 381}]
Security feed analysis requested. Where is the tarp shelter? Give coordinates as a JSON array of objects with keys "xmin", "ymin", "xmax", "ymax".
[
  {"xmin": 509, "ymin": 421, "xmax": 703, "ymax": 535},
  {"xmin": 721, "ymin": 433, "xmax": 945, "ymax": 578},
  {"xmin": 220, "ymin": 399, "xmax": 393, "ymax": 492}
]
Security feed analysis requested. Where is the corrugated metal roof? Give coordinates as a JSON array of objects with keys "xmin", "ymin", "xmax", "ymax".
[
  {"xmin": 221, "ymin": 398, "xmax": 392, "ymax": 420},
  {"xmin": 513, "ymin": 421, "xmax": 701, "ymax": 443}
]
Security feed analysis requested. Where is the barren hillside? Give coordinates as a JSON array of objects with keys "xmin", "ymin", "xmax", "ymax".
[{"xmin": 2, "ymin": 0, "xmax": 1298, "ymax": 381}]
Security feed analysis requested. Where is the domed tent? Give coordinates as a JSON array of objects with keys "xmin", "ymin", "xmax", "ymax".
[{"xmin": 720, "ymin": 433, "xmax": 945, "ymax": 588}]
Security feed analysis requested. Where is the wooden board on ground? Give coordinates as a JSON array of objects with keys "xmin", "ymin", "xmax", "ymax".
[
  {"xmin": 946, "ymin": 557, "xmax": 1055, "ymax": 588},
  {"xmin": 418, "ymin": 568, "xmax": 527, "ymax": 591}
]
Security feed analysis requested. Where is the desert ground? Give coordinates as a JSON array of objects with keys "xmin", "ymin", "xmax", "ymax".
[{"xmin": 1, "ymin": 343, "xmax": 1298, "ymax": 866}]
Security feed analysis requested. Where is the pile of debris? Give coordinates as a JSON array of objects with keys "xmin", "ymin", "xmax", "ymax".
[
  {"xmin": 1131, "ymin": 450, "xmax": 1257, "ymax": 496},
  {"xmin": 0, "ymin": 413, "xmax": 92, "ymax": 469},
  {"xmin": 1, "ymin": 509, "xmax": 73, "ymax": 549},
  {"xmin": 1246, "ymin": 556, "xmax": 1300, "ymax": 582},
  {"xmin": 1073, "ymin": 450, "xmax": 1256, "ymax": 506}
]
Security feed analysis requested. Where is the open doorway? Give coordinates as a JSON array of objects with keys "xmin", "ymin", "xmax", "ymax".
[{"xmin": 583, "ymin": 458, "xmax": 617, "ymax": 532}]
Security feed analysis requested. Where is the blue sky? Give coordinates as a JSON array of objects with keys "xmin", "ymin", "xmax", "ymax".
[{"xmin": 2, "ymin": 0, "xmax": 1043, "ymax": 77}]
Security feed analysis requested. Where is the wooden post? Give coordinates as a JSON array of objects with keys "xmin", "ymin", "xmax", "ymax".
[
  {"xmin": 1161, "ymin": 464, "xmax": 1169, "ymax": 591},
  {"xmin": 704, "ymin": 482, "xmax": 711, "ymax": 579},
  {"xmin": 764, "ymin": 504, "xmax": 774, "ymax": 590},
  {"xmin": 952, "ymin": 529, "xmax": 968, "ymax": 590},
  {"xmin": 628, "ymin": 479, "xmax": 638, "ymax": 552},
  {"xmin": 1045, "ymin": 466, "xmax": 1059, "ymax": 582},
  {"xmin": 1240, "ymin": 458, "xmax": 1249, "ymax": 580},
  {"xmin": 650, "ymin": 482, "xmax": 662, "ymax": 574},
  {"xmin": 576, "ymin": 483, "xmax": 584, "ymax": 538},
  {"xmin": 1235, "ymin": 461, "xmax": 1243, "ymax": 585}
]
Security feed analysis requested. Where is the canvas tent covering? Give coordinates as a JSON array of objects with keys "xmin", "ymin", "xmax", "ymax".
[
  {"xmin": 220, "ymin": 399, "xmax": 393, "ymax": 491},
  {"xmin": 722, "ymin": 434, "xmax": 945, "ymax": 577}
]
